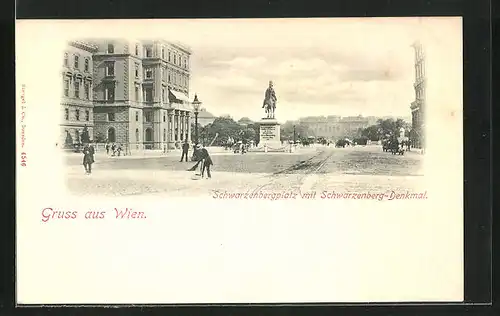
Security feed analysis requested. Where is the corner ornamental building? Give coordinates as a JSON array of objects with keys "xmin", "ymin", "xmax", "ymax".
[
  {"xmin": 410, "ymin": 41, "xmax": 425, "ymax": 149},
  {"xmin": 60, "ymin": 41, "xmax": 98, "ymax": 146},
  {"xmin": 60, "ymin": 39, "xmax": 194, "ymax": 151}
]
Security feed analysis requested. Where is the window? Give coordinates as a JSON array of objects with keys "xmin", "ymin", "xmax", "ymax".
[
  {"xmin": 107, "ymin": 44, "xmax": 114, "ymax": 53},
  {"xmin": 84, "ymin": 59, "xmax": 89, "ymax": 72},
  {"xmin": 135, "ymin": 44, "xmax": 139, "ymax": 55},
  {"xmin": 163, "ymin": 113, "xmax": 166, "ymax": 122},
  {"xmin": 161, "ymin": 47, "xmax": 165, "ymax": 59},
  {"xmin": 64, "ymin": 108, "xmax": 69, "ymax": 120},
  {"xmin": 135, "ymin": 64, "xmax": 139, "ymax": 77},
  {"xmin": 144, "ymin": 88, "xmax": 153, "ymax": 102},
  {"xmin": 145, "ymin": 68, "xmax": 152, "ymax": 79},
  {"xmin": 74, "ymin": 55, "xmax": 79, "ymax": 69},
  {"xmin": 106, "ymin": 62, "xmax": 115, "ymax": 76},
  {"xmin": 135, "ymin": 128, "xmax": 139, "ymax": 142},
  {"xmin": 75, "ymin": 109, "xmax": 80, "ymax": 121},
  {"xmin": 145, "ymin": 112, "xmax": 153, "ymax": 122},
  {"xmin": 163, "ymin": 129, "xmax": 166, "ymax": 141},
  {"xmin": 145, "ymin": 46, "xmax": 152, "ymax": 57},
  {"xmin": 183, "ymin": 58, "xmax": 186, "ymax": 68},
  {"xmin": 84, "ymin": 82, "xmax": 90, "ymax": 99},
  {"xmin": 168, "ymin": 73, "xmax": 171, "ymax": 83},
  {"xmin": 63, "ymin": 78, "xmax": 69, "ymax": 97},
  {"xmin": 85, "ymin": 110, "xmax": 90, "ymax": 121},
  {"xmin": 162, "ymin": 87, "xmax": 166, "ymax": 102},
  {"xmin": 108, "ymin": 113, "xmax": 115, "ymax": 121},
  {"xmin": 169, "ymin": 116, "xmax": 172, "ymax": 123},
  {"xmin": 135, "ymin": 86, "xmax": 139, "ymax": 101},
  {"xmin": 105, "ymin": 86, "xmax": 115, "ymax": 101},
  {"xmin": 168, "ymin": 51, "xmax": 171, "ymax": 62},
  {"xmin": 174, "ymin": 54, "xmax": 177, "ymax": 64},
  {"xmin": 74, "ymin": 80, "xmax": 80, "ymax": 98},
  {"xmin": 63, "ymin": 53, "xmax": 69, "ymax": 66},
  {"xmin": 136, "ymin": 111, "xmax": 139, "ymax": 122}
]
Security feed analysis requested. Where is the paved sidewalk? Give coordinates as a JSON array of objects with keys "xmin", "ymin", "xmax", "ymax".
[{"xmin": 63, "ymin": 147, "xmax": 320, "ymax": 160}]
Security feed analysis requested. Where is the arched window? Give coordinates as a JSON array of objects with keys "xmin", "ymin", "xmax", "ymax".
[{"xmin": 74, "ymin": 55, "xmax": 79, "ymax": 69}]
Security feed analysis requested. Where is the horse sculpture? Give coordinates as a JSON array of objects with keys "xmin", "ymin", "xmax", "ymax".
[{"xmin": 262, "ymin": 81, "xmax": 277, "ymax": 119}]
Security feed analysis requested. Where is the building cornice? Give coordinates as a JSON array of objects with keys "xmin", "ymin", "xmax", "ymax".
[
  {"xmin": 93, "ymin": 53, "xmax": 132, "ymax": 59},
  {"xmin": 69, "ymin": 41, "xmax": 99, "ymax": 53},
  {"xmin": 168, "ymin": 42, "xmax": 192, "ymax": 55}
]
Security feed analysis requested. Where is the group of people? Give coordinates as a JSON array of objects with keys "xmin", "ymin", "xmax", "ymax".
[
  {"xmin": 80, "ymin": 140, "xmax": 213, "ymax": 178},
  {"xmin": 105, "ymin": 143, "xmax": 123, "ymax": 156},
  {"xmin": 180, "ymin": 141, "xmax": 213, "ymax": 179}
]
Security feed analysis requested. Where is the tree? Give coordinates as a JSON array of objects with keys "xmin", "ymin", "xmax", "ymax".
[
  {"xmin": 248, "ymin": 123, "xmax": 260, "ymax": 144},
  {"xmin": 360, "ymin": 125, "xmax": 381, "ymax": 141},
  {"xmin": 204, "ymin": 117, "xmax": 244, "ymax": 146},
  {"xmin": 280, "ymin": 121, "xmax": 312, "ymax": 142},
  {"xmin": 81, "ymin": 125, "xmax": 91, "ymax": 143},
  {"xmin": 241, "ymin": 128, "xmax": 256, "ymax": 143},
  {"xmin": 95, "ymin": 132, "xmax": 106, "ymax": 143},
  {"xmin": 190, "ymin": 122, "xmax": 203, "ymax": 143},
  {"xmin": 64, "ymin": 131, "xmax": 73, "ymax": 148}
]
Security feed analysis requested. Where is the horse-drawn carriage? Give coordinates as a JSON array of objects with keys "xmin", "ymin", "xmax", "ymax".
[
  {"xmin": 390, "ymin": 141, "xmax": 405, "ymax": 155},
  {"xmin": 335, "ymin": 139, "xmax": 347, "ymax": 148}
]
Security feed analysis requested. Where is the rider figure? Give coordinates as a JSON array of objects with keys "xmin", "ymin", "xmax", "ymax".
[{"xmin": 262, "ymin": 80, "xmax": 277, "ymax": 118}]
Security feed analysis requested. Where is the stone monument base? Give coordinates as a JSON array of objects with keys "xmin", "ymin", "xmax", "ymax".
[{"xmin": 258, "ymin": 118, "xmax": 282, "ymax": 150}]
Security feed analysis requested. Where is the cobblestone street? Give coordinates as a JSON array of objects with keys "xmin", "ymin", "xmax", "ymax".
[{"xmin": 65, "ymin": 145, "xmax": 424, "ymax": 197}]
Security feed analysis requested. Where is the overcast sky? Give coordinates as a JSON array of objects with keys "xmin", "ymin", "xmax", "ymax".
[
  {"xmin": 175, "ymin": 18, "xmax": 457, "ymax": 122},
  {"xmin": 37, "ymin": 17, "xmax": 460, "ymax": 123}
]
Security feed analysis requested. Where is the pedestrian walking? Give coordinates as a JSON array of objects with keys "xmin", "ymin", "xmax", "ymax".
[
  {"xmin": 180, "ymin": 140, "xmax": 189, "ymax": 162},
  {"xmin": 82, "ymin": 143, "xmax": 95, "ymax": 175},
  {"xmin": 111, "ymin": 143, "xmax": 116, "ymax": 156},
  {"xmin": 105, "ymin": 143, "xmax": 110, "ymax": 155}
]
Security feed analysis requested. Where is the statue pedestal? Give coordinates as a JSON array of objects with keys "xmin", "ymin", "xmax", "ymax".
[{"xmin": 258, "ymin": 118, "xmax": 281, "ymax": 150}]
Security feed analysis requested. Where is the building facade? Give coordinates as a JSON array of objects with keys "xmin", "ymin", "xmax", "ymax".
[
  {"xmin": 196, "ymin": 107, "xmax": 216, "ymax": 127},
  {"xmin": 298, "ymin": 115, "xmax": 378, "ymax": 139},
  {"xmin": 410, "ymin": 41, "xmax": 426, "ymax": 149},
  {"xmin": 82, "ymin": 39, "xmax": 193, "ymax": 151},
  {"xmin": 60, "ymin": 41, "xmax": 98, "ymax": 146}
]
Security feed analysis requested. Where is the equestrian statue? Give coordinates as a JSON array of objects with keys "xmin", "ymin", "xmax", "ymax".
[{"xmin": 262, "ymin": 80, "xmax": 277, "ymax": 119}]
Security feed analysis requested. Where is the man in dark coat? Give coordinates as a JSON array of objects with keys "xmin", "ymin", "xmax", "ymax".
[
  {"xmin": 180, "ymin": 140, "xmax": 190, "ymax": 162},
  {"xmin": 198, "ymin": 145, "xmax": 213, "ymax": 179},
  {"xmin": 187, "ymin": 144, "xmax": 213, "ymax": 178},
  {"xmin": 82, "ymin": 143, "xmax": 95, "ymax": 174}
]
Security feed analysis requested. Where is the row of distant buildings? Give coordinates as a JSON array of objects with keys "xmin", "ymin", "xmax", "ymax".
[
  {"xmin": 60, "ymin": 39, "xmax": 214, "ymax": 151},
  {"xmin": 237, "ymin": 115, "xmax": 410, "ymax": 140}
]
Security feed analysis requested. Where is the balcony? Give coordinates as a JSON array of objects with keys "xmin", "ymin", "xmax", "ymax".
[{"xmin": 143, "ymin": 100, "xmax": 161, "ymax": 107}]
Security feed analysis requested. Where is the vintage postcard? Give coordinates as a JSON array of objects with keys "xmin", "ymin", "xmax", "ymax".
[{"xmin": 16, "ymin": 18, "xmax": 463, "ymax": 304}]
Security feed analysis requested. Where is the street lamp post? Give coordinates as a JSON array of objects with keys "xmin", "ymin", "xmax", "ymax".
[
  {"xmin": 192, "ymin": 94, "xmax": 202, "ymax": 145},
  {"xmin": 293, "ymin": 125, "xmax": 296, "ymax": 144}
]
